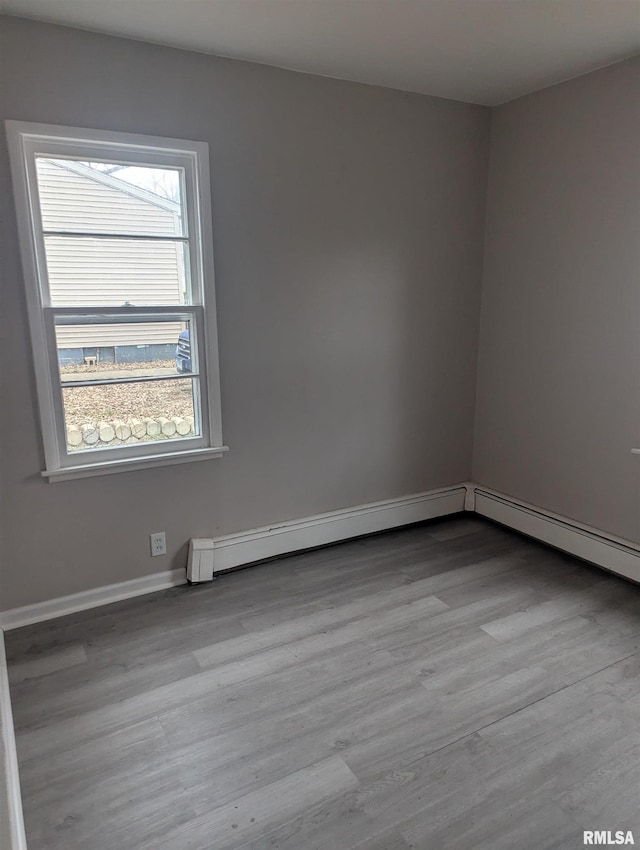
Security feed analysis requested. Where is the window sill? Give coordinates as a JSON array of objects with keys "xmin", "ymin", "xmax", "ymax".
[{"xmin": 42, "ymin": 446, "xmax": 229, "ymax": 482}]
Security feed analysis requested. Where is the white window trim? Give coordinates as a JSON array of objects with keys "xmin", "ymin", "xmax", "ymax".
[{"xmin": 6, "ymin": 120, "xmax": 227, "ymax": 481}]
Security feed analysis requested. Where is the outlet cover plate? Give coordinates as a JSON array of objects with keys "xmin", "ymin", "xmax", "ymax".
[{"xmin": 150, "ymin": 532, "xmax": 167, "ymax": 556}]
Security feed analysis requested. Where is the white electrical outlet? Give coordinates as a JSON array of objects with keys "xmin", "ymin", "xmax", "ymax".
[{"xmin": 150, "ymin": 531, "xmax": 166, "ymax": 557}]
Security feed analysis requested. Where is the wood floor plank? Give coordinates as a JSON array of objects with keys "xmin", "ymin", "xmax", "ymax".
[
  {"xmin": 235, "ymin": 786, "xmax": 409, "ymax": 850},
  {"xmin": 475, "ymin": 703, "xmax": 639, "ymax": 809},
  {"xmin": 480, "ymin": 578, "xmax": 626, "ymax": 641},
  {"xmin": 10, "ymin": 649, "xmax": 202, "ymax": 731},
  {"xmin": 418, "ymin": 614, "xmax": 639, "ymax": 694},
  {"xmin": 237, "ymin": 552, "xmax": 520, "ymax": 634},
  {"xmin": 354, "ymin": 733, "xmax": 487, "ymax": 830},
  {"xmin": 19, "ymin": 717, "xmax": 195, "ymax": 850},
  {"xmin": 161, "ymin": 680, "xmax": 431, "ymax": 815},
  {"xmin": 401, "ymin": 787, "xmax": 579, "ymax": 850},
  {"xmin": 374, "ymin": 584, "xmax": 555, "ymax": 657},
  {"xmin": 8, "ymin": 643, "xmax": 88, "ymax": 684},
  {"xmin": 6, "ymin": 516, "xmax": 640, "ymax": 850},
  {"xmin": 194, "ymin": 593, "xmax": 448, "ymax": 670},
  {"xmin": 137, "ymin": 755, "xmax": 359, "ymax": 850},
  {"xmin": 196, "ymin": 576, "xmax": 450, "ymax": 669},
  {"xmin": 426, "ymin": 516, "xmax": 489, "ymax": 541},
  {"xmin": 477, "ymin": 653, "xmax": 640, "ymax": 750},
  {"xmin": 15, "ymin": 640, "xmax": 400, "ymax": 766},
  {"xmin": 341, "ymin": 665, "xmax": 567, "ymax": 784},
  {"xmin": 556, "ymin": 736, "xmax": 640, "ymax": 826}
]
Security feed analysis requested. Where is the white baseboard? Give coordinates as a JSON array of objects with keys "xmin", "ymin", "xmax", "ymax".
[
  {"xmin": 473, "ymin": 485, "xmax": 640, "ymax": 583},
  {"xmin": 0, "ymin": 486, "xmax": 465, "ymax": 631},
  {"xmin": 210, "ymin": 485, "xmax": 467, "ymax": 573},
  {"xmin": 2, "ymin": 482, "xmax": 638, "ymax": 632},
  {"xmin": 0, "ymin": 568, "xmax": 186, "ymax": 631},
  {"xmin": 0, "ymin": 631, "xmax": 27, "ymax": 850}
]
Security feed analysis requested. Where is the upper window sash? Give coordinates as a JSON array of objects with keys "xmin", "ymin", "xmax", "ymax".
[
  {"xmin": 18, "ymin": 129, "xmax": 208, "ymax": 309},
  {"xmin": 35, "ymin": 156, "xmax": 188, "ymax": 239}
]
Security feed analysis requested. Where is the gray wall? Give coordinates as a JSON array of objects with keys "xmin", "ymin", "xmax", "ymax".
[
  {"xmin": 0, "ymin": 17, "xmax": 490, "ymax": 610},
  {"xmin": 473, "ymin": 57, "xmax": 640, "ymax": 542}
]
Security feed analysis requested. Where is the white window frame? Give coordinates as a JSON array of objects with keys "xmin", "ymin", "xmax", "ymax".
[{"xmin": 6, "ymin": 121, "xmax": 227, "ymax": 481}]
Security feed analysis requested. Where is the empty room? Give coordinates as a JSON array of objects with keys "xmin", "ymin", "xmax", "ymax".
[{"xmin": 0, "ymin": 2, "xmax": 639, "ymax": 849}]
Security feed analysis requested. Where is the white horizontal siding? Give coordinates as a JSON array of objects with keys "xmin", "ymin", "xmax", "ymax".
[
  {"xmin": 44, "ymin": 236, "xmax": 185, "ymax": 306},
  {"xmin": 56, "ymin": 322, "xmax": 183, "ymax": 349},
  {"xmin": 36, "ymin": 160, "xmax": 186, "ymax": 350},
  {"xmin": 36, "ymin": 159, "xmax": 182, "ymax": 236}
]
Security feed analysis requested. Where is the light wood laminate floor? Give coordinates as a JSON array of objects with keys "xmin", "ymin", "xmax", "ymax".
[{"xmin": 6, "ymin": 516, "xmax": 640, "ymax": 850}]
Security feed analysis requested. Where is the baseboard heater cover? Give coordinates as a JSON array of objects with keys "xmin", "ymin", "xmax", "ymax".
[
  {"xmin": 207, "ymin": 485, "xmax": 467, "ymax": 575},
  {"xmin": 187, "ymin": 539, "xmax": 215, "ymax": 583},
  {"xmin": 473, "ymin": 486, "xmax": 640, "ymax": 584},
  {"xmin": 2, "ymin": 481, "xmax": 639, "ymax": 630},
  {"xmin": 0, "ymin": 485, "xmax": 465, "ymax": 630}
]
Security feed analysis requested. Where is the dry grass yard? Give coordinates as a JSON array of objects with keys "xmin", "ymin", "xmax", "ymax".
[{"xmin": 59, "ymin": 361, "xmax": 194, "ymax": 426}]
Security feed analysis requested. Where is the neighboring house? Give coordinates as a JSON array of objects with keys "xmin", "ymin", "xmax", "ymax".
[{"xmin": 37, "ymin": 158, "xmax": 185, "ymax": 365}]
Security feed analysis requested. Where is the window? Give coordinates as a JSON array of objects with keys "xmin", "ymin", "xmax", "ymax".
[{"xmin": 7, "ymin": 121, "xmax": 226, "ymax": 481}]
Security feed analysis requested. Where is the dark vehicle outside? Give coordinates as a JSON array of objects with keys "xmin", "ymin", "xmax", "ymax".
[{"xmin": 176, "ymin": 329, "xmax": 191, "ymax": 372}]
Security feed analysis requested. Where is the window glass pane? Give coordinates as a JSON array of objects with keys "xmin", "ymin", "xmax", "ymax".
[
  {"xmin": 61, "ymin": 378, "xmax": 199, "ymax": 453},
  {"xmin": 44, "ymin": 236, "xmax": 190, "ymax": 306},
  {"xmin": 55, "ymin": 319, "xmax": 193, "ymax": 383},
  {"xmin": 35, "ymin": 158, "xmax": 185, "ymax": 236}
]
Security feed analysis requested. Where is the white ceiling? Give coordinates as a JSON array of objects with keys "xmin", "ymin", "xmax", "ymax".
[{"xmin": 2, "ymin": 0, "xmax": 639, "ymax": 105}]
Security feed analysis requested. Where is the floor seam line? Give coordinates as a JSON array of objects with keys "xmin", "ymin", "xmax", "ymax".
[
  {"xmin": 471, "ymin": 651, "xmax": 638, "ymax": 739},
  {"xmin": 400, "ymin": 651, "xmax": 638, "ymax": 768}
]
